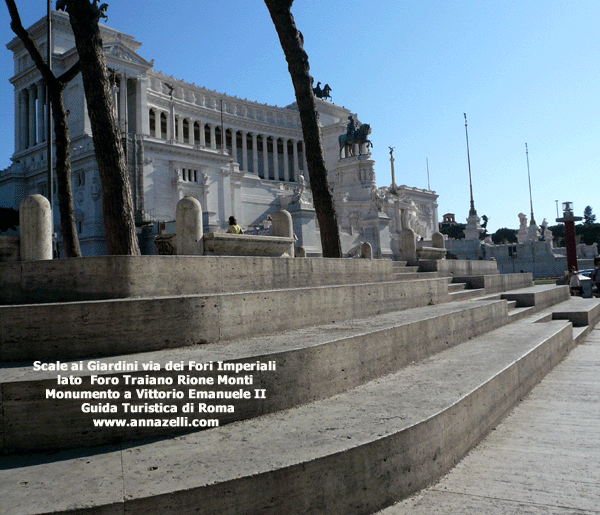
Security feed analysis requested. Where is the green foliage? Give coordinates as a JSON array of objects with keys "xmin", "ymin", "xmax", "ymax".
[
  {"xmin": 549, "ymin": 224, "xmax": 564, "ymax": 238},
  {"xmin": 578, "ymin": 223, "xmax": 600, "ymax": 245},
  {"xmin": 491, "ymin": 227, "xmax": 518, "ymax": 244},
  {"xmin": 583, "ymin": 205, "xmax": 596, "ymax": 225},
  {"xmin": 549, "ymin": 224, "xmax": 565, "ymax": 246},
  {"xmin": 549, "ymin": 222, "xmax": 600, "ymax": 247},
  {"xmin": 439, "ymin": 223, "xmax": 466, "ymax": 240}
]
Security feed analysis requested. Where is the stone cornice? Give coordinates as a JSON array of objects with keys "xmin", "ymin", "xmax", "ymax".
[
  {"xmin": 321, "ymin": 122, "xmax": 345, "ymax": 136},
  {"xmin": 7, "ymin": 11, "xmax": 71, "ymax": 51},
  {"xmin": 146, "ymin": 95, "xmax": 304, "ymax": 140},
  {"xmin": 147, "ymin": 70, "xmax": 303, "ymax": 131},
  {"xmin": 287, "ymin": 99, "xmax": 351, "ymax": 120},
  {"xmin": 10, "ymin": 67, "xmax": 43, "ymax": 89},
  {"xmin": 143, "ymin": 139, "xmax": 233, "ymax": 164},
  {"xmin": 395, "ymin": 185, "xmax": 438, "ymax": 200},
  {"xmin": 104, "ymin": 42, "xmax": 154, "ymax": 72},
  {"xmin": 149, "ymin": 69, "xmax": 295, "ymax": 112}
]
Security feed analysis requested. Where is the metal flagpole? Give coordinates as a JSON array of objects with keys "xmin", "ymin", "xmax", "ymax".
[
  {"xmin": 426, "ymin": 157, "xmax": 430, "ymax": 191},
  {"xmin": 526, "ymin": 143, "xmax": 535, "ymax": 225},
  {"xmin": 464, "ymin": 113, "xmax": 476, "ymax": 216}
]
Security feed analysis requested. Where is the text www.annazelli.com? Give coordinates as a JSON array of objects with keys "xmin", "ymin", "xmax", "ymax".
[{"xmin": 92, "ymin": 418, "xmax": 219, "ymax": 428}]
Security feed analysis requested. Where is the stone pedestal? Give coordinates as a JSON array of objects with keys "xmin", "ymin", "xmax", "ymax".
[
  {"xmin": 464, "ymin": 211, "xmax": 483, "ymax": 241},
  {"xmin": 432, "ymin": 231, "xmax": 445, "ymax": 249},
  {"xmin": 527, "ymin": 222, "xmax": 539, "ymax": 241},
  {"xmin": 361, "ymin": 242, "xmax": 373, "ymax": 260},
  {"xmin": 287, "ymin": 201, "xmax": 321, "ymax": 256},
  {"xmin": 272, "ymin": 209, "xmax": 294, "ymax": 258},
  {"xmin": 401, "ymin": 228, "xmax": 417, "ymax": 262},
  {"xmin": 19, "ymin": 194, "xmax": 52, "ymax": 261},
  {"xmin": 176, "ymin": 196, "xmax": 203, "ymax": 255}
]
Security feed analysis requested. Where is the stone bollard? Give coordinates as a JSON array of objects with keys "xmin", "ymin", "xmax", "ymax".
[
  {"xmin": 295, "ymin": 246, "xmax": 306, "ymax": 258},
  {"xmin": 176, "ymin": 196, "xmax": 203, "ymax": 255},
  {"xmin": 19, "ymin": 194, "xmax": 52, "ymax": 261},
  {"xmin": 360, "ymin": 241, "xmax": 373, "ymax": 259},
  {"xmin": 400, "ymin": 228, "xmax": 417, "ymax": 262},
  {"xmin": 272, "ymin": 209, "xmax": 294, "ymax": 258},
  {"xmin": 432, "ymin": 231, "xmax": 445, "ymax": 249}
]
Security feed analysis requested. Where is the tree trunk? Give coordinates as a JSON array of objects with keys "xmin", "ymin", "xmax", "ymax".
[
  {"xmin": 5, "ymin": 0, "xmax": 82, "ymax": 257},
  {"xmin": 50, "ymin": 88, "xmax": 81, "ymax": 257},
  {"xmin": 60, "ymin": 0, "xmax": 140, "ymax": 256},
  {"xmin": 264, "ymin": 0, "xmax": 342, "ymax": 258}
]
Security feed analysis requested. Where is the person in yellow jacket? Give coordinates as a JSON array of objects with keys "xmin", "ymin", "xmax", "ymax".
[{"xmin": 226, "ymin": 216, "xmax": 244, "ymax": 234}]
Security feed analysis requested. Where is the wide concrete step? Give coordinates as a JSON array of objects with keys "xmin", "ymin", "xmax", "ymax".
[
  {"xmin": 0, "ymin": 278, "xmax": 453, "ymax": 361},
  {"xmin": 0, "ymin": 299, "xmax": 513, "ymax": 454},
  {"xmin": 391, "ymin": 265, "xmax": 419, "ymax": 274},
  {"xmin": 0, "ymin": 256, "xmax": 398, "ymax": 305},
  {"xmin": 392, "ymin": 272, "xmax": 440, "ymax": 281},
  {"xmin": 451, "ymin": 273, "xmax": 534, "ymax": 294},
  {"xmin": 549, "ymin": 297, "xmax": 600, "ymax": 327},
  {"xmin": 447, "ymin": 282, "xmax": 465, "ymax": 293},
  {"xmin": 448, "ymin": 287, "xmax": 487, "ymax": 301},
  {"xmin": 507, "ymin": 305, "xmax": 536, "ymax": 322},
  {"xmin": 501, "ymin": 284, "xmax": 570, "ymax": 311},
  {"xmin": 528, "ymin": 297, "xmax": 600, "ymax": 330},
  {"xmin": 0, "ymin": 319, "xmax": 575, "ymax": 515}
]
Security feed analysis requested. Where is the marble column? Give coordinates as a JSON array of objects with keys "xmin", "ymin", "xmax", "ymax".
[
  {"xmin": 241, "ymin": 130, "xmax": 248, "ymax": 172},
  {"xmin": 252, "ymin": 133, "xmax": 258, "ymax": 175},
  {"xmin": 292, "ymin": 139, "xmax": 299, "ymax": 181},
  {"xmin": 200, "ymin": 121, "xmax": 206, "ymax": 147},
  {"xmin": 118, "ymin": 76, "xmax": 127, "ymax": 134},
  {"xmin": 283, "ymin": 138, "xmax": 289, "ymax": 181},
  {"xmin": 14, "ymin": 89, "xmax": 20, "ymax": 152},
  {"xmin": 137, "ymin": 76, "xmax": 149, "ymax": 136},
  {"xmin": 262, "ymin": 134, "xmax": 269, "ymax": 179},
  {"xmin": 209, "ymin": 124, "xmax": 216, "ymax": 150},
  {"xmin": 169, "ymin": 102, "xmax": 175, "ymax": 141},
  {"xmin": 28, "ymin": 84, "xmax": 37, "ymax": 147},
  {"xmin": 188, "ymin": 119, "xmax": 195, "ymax": 145},
  {"xmin": 273, "ymin": 137, "xmax": 279, "ymax": 180},
  {"xmin": 19, "ymin": 89, "xmax": 28, "ymax": 151},
  {"xmin": 37, "ymin": 82, "xmax": 46, "ymax": 144},
  {"xmin": 177, "ymin": 116, "xmax": 184, "ymax": 143},
  {"xmin": 231, "ymin": 129, "xmax": 237, "ymax": 161},
  {"xmin": 155, "ymin": 109, "xmax": 162, "ymax": 139}
]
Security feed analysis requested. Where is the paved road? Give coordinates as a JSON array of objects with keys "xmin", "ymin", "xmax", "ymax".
[{"xmin": 379, "ymin": 327, "xmax": 600, "ymax": 515}]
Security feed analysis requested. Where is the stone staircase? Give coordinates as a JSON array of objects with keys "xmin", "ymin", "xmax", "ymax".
[{"xmin": 1, "ymin": 256, "xmax": 599, "ymax": 515}]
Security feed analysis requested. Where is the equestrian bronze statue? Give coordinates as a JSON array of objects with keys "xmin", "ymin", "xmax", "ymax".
[{"xmin": 339, "ymin": 118, "xmax": 373, "ymax": 158}]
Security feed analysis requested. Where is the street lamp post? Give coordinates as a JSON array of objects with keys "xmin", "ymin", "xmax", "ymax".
[{"xmin": 556, "ymin": 202, "xmax": 582, "ymax": 272}]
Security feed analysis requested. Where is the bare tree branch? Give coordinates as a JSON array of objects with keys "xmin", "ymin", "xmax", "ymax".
[
  {"xmin": 5, "ymin": 0, "xmax": 82, "ymax": 257},
  {"xmin": 58, "ymin": 60, "xmax": 81, "ymax": 84}
]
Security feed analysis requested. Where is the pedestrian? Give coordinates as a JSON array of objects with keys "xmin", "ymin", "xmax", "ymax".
[
  {"xmin": 226, "ymin": 216, "xmax": 244, "ymax": 234},
  {"xmin": 591, "ymin": 260, "xmax": 600, "ymax": 297},
  {"xmin": 566, "ymin": 266, "xmax": 583, "ymax": 296}
]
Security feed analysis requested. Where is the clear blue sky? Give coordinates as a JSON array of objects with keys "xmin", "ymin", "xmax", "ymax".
[{"xmin": 2, "ymin": 1, "xmax": 599, "ymax": 232}]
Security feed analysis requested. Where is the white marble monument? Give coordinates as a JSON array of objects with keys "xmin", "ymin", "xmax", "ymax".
[{"xmin": 1, "ymin": 11, "xmax": 439, "ymax": 259}]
